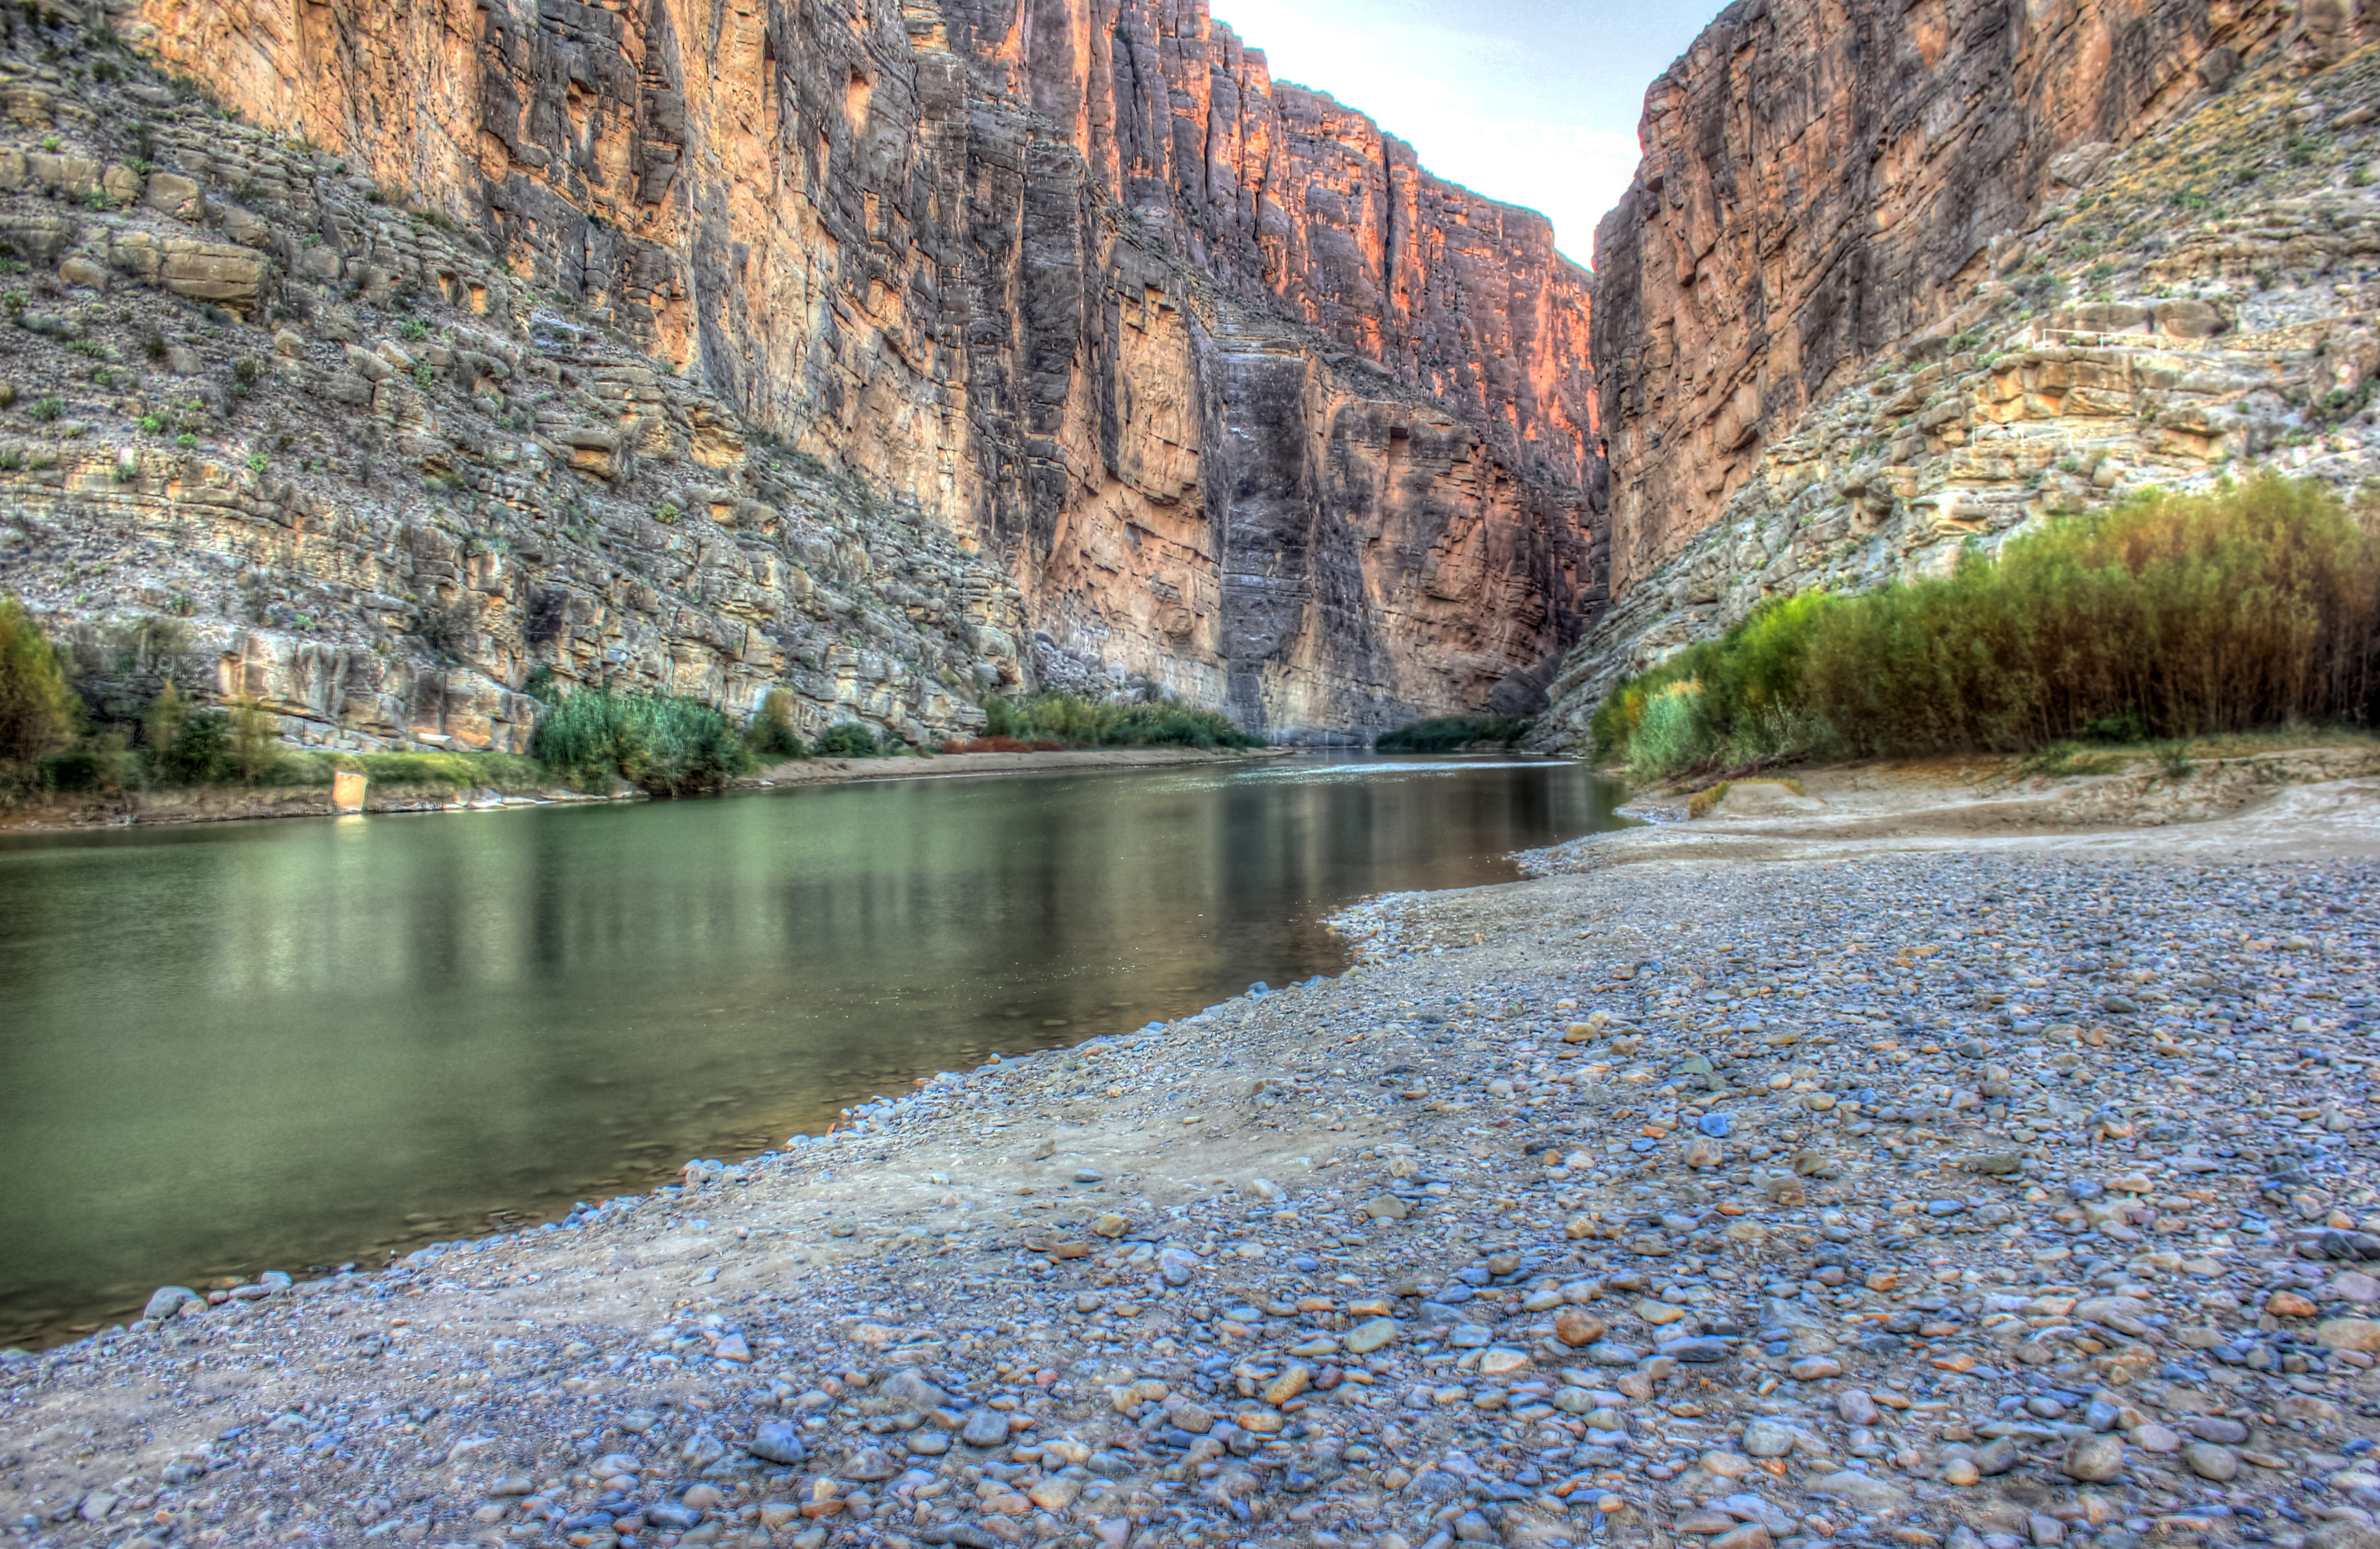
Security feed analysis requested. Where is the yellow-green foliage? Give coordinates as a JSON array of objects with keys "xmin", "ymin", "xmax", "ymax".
[
  {"xmin": 980, "ymin": 692, "xmax": 1261, "ymax": 750},
  {"xmin": 1597, "ymin": 477, "xmax": 2380, "ymax": 781},
  {"xmin": 0, "ymin": 596, "xmax": 80, "ymax": 795},
  {"xmin": 1685, "ymin": 777, "xmax": 1808, "ymax": 818}
]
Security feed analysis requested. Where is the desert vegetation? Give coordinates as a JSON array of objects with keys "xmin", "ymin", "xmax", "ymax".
[
  {"xmin": 1594, "ymin": 476, "xmax": 2380, "ymax": 781},
  {"xmin": 1373, "ymin": 715, "xmax": 1536, "ymax": 754}
]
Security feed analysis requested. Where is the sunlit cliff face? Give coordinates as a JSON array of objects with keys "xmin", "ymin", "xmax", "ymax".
[{"xmin": 113, "ymin": 0, "xmax": 1605, "ymax": 737}]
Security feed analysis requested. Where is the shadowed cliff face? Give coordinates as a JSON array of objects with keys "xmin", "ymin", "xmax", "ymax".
[
  {"xmin": 1590, "ymin": 0, "xmax": 2294, "ymax": 600},
  {"xmin": 111, "ymin": 0, "xmax": 1602, "ymax": 739}
]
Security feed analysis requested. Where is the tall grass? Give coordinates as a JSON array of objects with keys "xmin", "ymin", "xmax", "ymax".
[
  {"xmin": 980, "ymin": 692, "xmax": 1262, "ymax": 750},
  {"xmin": 1596, "ymin": 477, "xmax": 2380, "ymax": 779},
  {"xmin": 535, "ymin": 688, "xmax": 756, "ymax": 796},
  {"xmin": 1374, "ymin": 715, "xmax": 1536, "ymax": 753}
]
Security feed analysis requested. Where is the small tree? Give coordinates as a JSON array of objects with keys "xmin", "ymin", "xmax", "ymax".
[
  {"xmin": 227, "ymin": 697, "xmax": 281, "ymax": 784},
  {"xmin": 144, "ymin": 679, "xmax": 188, "ymax": 764},
  {"xmin": 0, "ymin": 596, "xmax": 78, "ymax": 796},
  {"xmin": 748, "ymin": 688, "xmax": 808, "ymax": 759}
]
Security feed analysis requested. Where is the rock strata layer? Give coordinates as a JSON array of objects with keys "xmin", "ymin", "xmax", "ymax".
[
  {"xmin": 4, "ymin": 0, "xmax": 1604, "ymax": 745},
  {"xmin": 1590, "ymin": 0, "xmax": 2298, "ymax": 598}
]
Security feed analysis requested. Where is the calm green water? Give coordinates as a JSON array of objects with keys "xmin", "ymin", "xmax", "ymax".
[{"xmin": 0, "ymin": 756, "xmax": 1626, "ymax": 1345}]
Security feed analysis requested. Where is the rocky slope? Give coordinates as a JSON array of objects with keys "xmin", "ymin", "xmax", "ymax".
[
  {"xmin": 1541, "ymin": 0, "xmax": 2380, "ymax": 746},
  {"xmin": 0, "ymin": 0, "xmax": 1604, "ymax": 754}
]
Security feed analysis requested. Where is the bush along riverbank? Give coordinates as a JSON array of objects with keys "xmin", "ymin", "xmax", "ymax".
[
  {"xmin": 0, "ymin": 606, "xmax": 1279, "ymax": 820},
  {"xmin": 0, "ymin": 596, "xmax": 550, "ymax": 812},
  {"xmin": 1592, "ymin": 477, "xmax": 2380, "ymax": 784},
  {"xmin": 1375, "ymin": 717, "xmax": 1538, "ymax": 754}
]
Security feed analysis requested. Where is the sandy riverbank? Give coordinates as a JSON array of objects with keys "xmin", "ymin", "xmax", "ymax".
[{"xmin": 5, "ymin": 757, "xmax": 2378, "ymax": 1549}]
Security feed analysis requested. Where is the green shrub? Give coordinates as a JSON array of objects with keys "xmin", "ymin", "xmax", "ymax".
[
  {"xmin": 40, "ymin": 740, "xmax": 133, "ymax": 793},
  {"xmin": 1597, "ymin": 476, "xmax": 2380, "ymax": 778},
  {"xmin": 747, "ymin": 688, "xmax": 808, "ymax": 759},
  {"xmin": 1373, "ymin": 715, "xmax": 1536, "ymax": 753},
  {"xmin": 534, "ymin": 688, "xmax": 754, "ymax": 796},
  {"xmin": 981, "ymin": 694, "xmax": 1023, "ymax": 739},
  {"xmin": 0, "ymin": 596, "xmax": 79, "ymax": 797},
  {"xmin": 976, "ymin": 691, "xmax": 1261, "ymax": 750},
  {"xmin": 1627, "ymin": 681, "xmax": 1715, "ymax": 781},
  {"xmin": 815, "ymin": 720, "xmax": 882, "ymax": 758}
]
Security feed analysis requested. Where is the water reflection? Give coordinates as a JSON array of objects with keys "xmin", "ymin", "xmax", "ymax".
[{"xmin": 0, "ymin": 755, "xmax": 1626, "ymax": 1343}]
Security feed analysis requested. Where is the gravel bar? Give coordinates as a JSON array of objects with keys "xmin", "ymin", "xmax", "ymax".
[{"xmin": 6, "ymin": 827, "xmax": 2380, "ymax": 1549}]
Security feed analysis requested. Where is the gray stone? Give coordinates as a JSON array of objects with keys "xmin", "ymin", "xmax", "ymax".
[
  {"xmin": 960, "ymin": 1408, "xmax": 1012, "ymax": 1448},
  {"xmin": 2182, "ymin": 1443, "xmax": 2238, "ymax": 1482},
  {"xmin": 1806, "ymin": 1473, "xmax": 1910, "ymax": 1514},
  {"xmin": 880, "ymin": 1368, "xmax": 953, "ymax": 1409},
  {"xmin": 747, "ymin": 1422, "xmax": 806, "ymax": 1465},
  {"xmin": 2062, "ymin": 1434, "xmax": 2124, "ymax": 1482},
  {"xmin": 840, "ymin": 1447, "xmax": 898, "ymax": 1481},
  {"xmin": 143, "ymin": 1286, "xmax": 200, "ymax": 1322}
]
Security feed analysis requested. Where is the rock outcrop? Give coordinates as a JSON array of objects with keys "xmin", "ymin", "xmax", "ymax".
[
  {"xmin": 1541, "ymin": 0, "xmax": 2380, "ymax": 745},
  {"xmin": 1592, "ymin": 0, "xmax": 2297, "ymax": 599},
  {"xmin": 0, "ymin": 0, "xmax": 1604, "ymax": 747}
]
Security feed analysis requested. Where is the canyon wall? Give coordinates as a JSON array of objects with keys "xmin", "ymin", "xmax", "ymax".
[
  {"xmin": 1592, "ymin": 0, "xmax": 2295, "ymax": 597},
  {"xmin": 1541, "ymin": 0, "xmax": 2380, "ymax": 745},
  {"xmin": 60, "ymin": 0, "xmax": 1602, "ymax": 742}
]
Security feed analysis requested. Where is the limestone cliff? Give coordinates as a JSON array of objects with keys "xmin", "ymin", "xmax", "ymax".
[
  {"xmin": 0, "ymin": 0, "xmax": 1602, "ymax": 749},
  {"xmin": 1541, "ymin": 0, "xmax": 2380, "ymax": 747}
]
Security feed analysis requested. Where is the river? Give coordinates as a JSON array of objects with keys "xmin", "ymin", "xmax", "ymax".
[{"xmin": 0, "ymin": 755, "xmax": 1627, "ymax": 1346}]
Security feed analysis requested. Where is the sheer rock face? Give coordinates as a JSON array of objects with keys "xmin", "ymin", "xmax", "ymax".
[
  {"xmin": 1589, "ymin": 0, "xmax": 2294, "ymax": 601},
  {"xmin": 113, "ymin": 0, "xmax": 1602, "ymax": 739}
]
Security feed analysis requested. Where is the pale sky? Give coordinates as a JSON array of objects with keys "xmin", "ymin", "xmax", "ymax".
[{"xmin": 1205, "ymin": 0, "xmax": 1721, "ymax": 266}]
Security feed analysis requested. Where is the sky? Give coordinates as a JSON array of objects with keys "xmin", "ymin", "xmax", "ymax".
[{"xmin": 1204, "ymin": 0, "xmax": 1721, "ymax": 266}]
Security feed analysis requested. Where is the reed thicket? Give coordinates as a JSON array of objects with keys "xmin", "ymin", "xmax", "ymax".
[
  {"xmin": 979, "ymin": 692, "xmax": 1262, "ymax": 750},
  {"xmin": 533, "ymin": 688, "xmax": 755, "ymax": 795},
  {"xmin": 1373, "ymin": 715, "xmax": 1536, "ymax": 753},
  {"xmin": 1594, "ymin": 477, "xmax": 2380, "ymax": 781}
]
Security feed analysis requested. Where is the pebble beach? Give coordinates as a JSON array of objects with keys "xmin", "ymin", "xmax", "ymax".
[{"xmin": 6, "ymin": 774, "xmax": 2379, "ymax": 1549}]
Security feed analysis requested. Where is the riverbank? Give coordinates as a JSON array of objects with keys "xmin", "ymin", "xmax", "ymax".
[
  {"xmin": 0, "ymin": 745, "xmax": 1298, "ymax": 834},
  {"xmin": 5, "ymin": 763, "xmax": 2378, "ymax": 1549}
]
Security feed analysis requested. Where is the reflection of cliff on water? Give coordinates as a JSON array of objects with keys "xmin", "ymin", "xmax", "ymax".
[{"xmin": 0, "ymin": 756, "xmax": 1628, "ymax": 1346}]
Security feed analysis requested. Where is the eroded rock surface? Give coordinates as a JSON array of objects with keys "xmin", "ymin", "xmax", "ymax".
[{"xmin": 1590, "ymin": 0, "xmax": 2296, "ymax": 599}]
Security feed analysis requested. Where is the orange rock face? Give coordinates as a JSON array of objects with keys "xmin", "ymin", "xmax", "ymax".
[
  {"xmin": 1589, "ymin": 0, "xmax": 2293, "ymax": 600},
  {"xmin": 115, "ymin": 0, "xmax": 1603, "ymax": 737}
]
